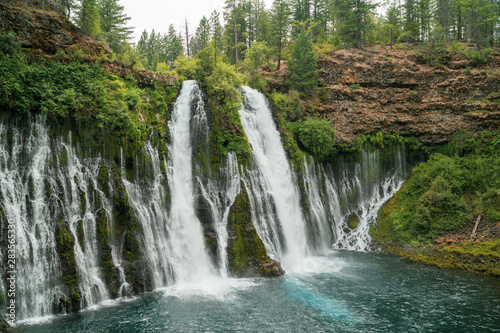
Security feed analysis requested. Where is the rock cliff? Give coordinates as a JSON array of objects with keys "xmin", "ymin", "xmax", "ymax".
[
  {"xmin": 314, "ymin": 48, "xmax": 500, "ymax": 145},
  {"xmin": 0, "ymin": 0, "xmax": 176, "ymax": 86}
]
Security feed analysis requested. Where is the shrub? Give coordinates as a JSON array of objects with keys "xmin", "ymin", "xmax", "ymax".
[
  {"xmin": 271, "ymin": 90, "xmax": 304, "ymax": 121},
  {"xmin": 290, "ymin": 117, "xmax": 335, "ymax": 160},
  {"xmin": 0, "ymin": 32, "xmax": 21, "ymax": 56}
]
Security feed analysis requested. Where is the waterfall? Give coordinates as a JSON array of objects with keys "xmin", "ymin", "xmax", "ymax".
[
  {"xmin": 300, "ymin": 156, "xmax": 336, "ymax": 253},
  {"xmin": 195, "ymin": 152, "xmax": 240, "ymax": 277},
  {"xmin": 122, "ymin": 143, "xmax": 173, "ymax": 289},
  {"xmin": 240, "ymin": 86, "xmax": 308, "ymax": 269},
  {"xmin": 330, "ymin": 145, "xmax": 407, "ymax": 250},
  {"xmin": 0, "ymin": 118, "xmax": 110, "ymax": 321},
  {"xmin": 0, "ymin": 81, "xmax": 411, "ymax": 323},
  {"xmin": 56, "ymin": 137, "xmax": 110, "ymax": 306},
  {"xmin": 164, "ymin": 80, "xmax": 214, "ymax": 282},
  {"xmin": 300, "ymin": 145, "xmax": 408, "ymax": 251}
]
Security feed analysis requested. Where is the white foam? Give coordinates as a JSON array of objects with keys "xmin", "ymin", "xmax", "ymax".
[
  {"xmin": 285, "ymin": 252, "xmax": 347, "ymax": 275},
  {"xmin": 159, "ymin": 276, "xmax": 258, "ymax": 301}
]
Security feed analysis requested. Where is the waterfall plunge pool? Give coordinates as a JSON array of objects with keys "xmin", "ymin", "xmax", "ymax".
[{"xmin": 15, "ymin": 251, "xmax": 500, "ymax": 333}]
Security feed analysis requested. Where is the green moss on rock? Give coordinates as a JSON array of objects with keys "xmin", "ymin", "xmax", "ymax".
[
  {"xmin": 227, "ymin": 186, "xmax": 284, "ymax": 278},
  {"xmin": 98, "ymin": 165, "xmax": 110, "ymax": 196},
  {"xmin": 54, "ymin": 220, "xmax": 81, "ymax": 312},
  {"xmin": 347, "ymin": 213, "xmax": 360, "ymax": 229}
]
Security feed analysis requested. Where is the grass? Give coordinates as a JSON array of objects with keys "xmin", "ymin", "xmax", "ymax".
[
  {"xmin": 442, "ymin": 238, "xmax": 500, "ymax": 257},
  {"xmin": 468, "ymin": 110, "xmax": 491, "ymax": 114}
]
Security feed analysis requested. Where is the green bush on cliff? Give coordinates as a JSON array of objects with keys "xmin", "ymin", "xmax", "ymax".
[
  {"xmin": 289, "ymin": 117, "xmax": 335, "ymax": 160},
  {"xmin": 373, "ymin": 133, "xmax": 500, "ymax": 244},
  {"xmin": 0, "ymin": 49, "xmax": 174, "ymax": 158},
  {"xmin": 175, "ymin": 44, "xmax": 250, "ymax": 166}
]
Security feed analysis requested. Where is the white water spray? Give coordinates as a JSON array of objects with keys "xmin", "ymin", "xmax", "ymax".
[
  {"xmin": 240, "ymin": 86, "xmax": 308, "ymax": 269},
  {"xmin": 165, "ymin": 80, "xmax": 214, "ymax": 282}
]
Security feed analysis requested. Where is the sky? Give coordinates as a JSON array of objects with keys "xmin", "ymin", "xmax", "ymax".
[{"xmin": 121, "ymin": 0, "xmax": 275, "ymax": 43}]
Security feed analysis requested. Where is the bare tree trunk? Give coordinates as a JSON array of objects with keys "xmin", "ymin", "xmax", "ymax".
[
  {"xmin": 277, "ymin": 38, "xmax": 282, "ymax": 70},
  {"xmin": 234, "ymin": 0, "xmax": 239, "ymax": 64},
  {"xmin": 185, "ymin": 18, "xmax": 190, "ymax": 57}
]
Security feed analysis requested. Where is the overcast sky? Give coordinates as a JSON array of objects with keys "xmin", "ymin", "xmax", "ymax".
[{"xmin": 121, "ymin": 0, "xmax": 275, "ymax": 43}]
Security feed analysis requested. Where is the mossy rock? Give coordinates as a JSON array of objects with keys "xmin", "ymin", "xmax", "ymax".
[
  {"xmin": 98, "ymin": 165, "xmax": 110, "ymax": 196},
  {"xmin": 227, "ymin": 185, "xmax": 284, "ymax": 278},
  {"xmin": 54, "ymin": 220, "xmax": 81, "ymax": 313},
  {"xmin": 347, "ymin": 213, "xmax": 360, "ymax": 230},
  {"xmin": 76, "ymin": 219, "xmax": 85, "ymax": 251}
]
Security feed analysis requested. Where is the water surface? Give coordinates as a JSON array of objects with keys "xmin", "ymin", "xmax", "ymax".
[{"xmin": 16, "ymin": 251, "xmax": 500, "ymax": 333}]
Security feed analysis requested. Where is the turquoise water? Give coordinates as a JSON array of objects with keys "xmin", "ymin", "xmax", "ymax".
[{"xmin": 16, "ymin": 252, "xmax": 500, "ymax": 333}]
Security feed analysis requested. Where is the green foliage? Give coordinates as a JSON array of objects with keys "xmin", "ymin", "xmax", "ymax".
[
  {"xmin": 290, "ymin": 117, "xmax": 335, "ymax": 160},
  {"xmin": 0, "ymin": 54, "xmax": 174, "ymax": 159},
  {"xmin": 465, "ymin": 48, "xmax": 494, "ymax": 64},
  {"xmin": 0, "ymin": 32, "xmax": 21, "ymax": 56},
  {"xmin": 373, "ymin": 133, "xmax": 500, "ymax": 244},
  {"xmin": 270, "ymin": 90, "xmax": 304, "ymax": 121},
  {"xmin": 75, "ymin": 0, "xmax": 101, "ymax": 37},
  {"xmin": 98, "ymin": 0, "xmax": 133, "ymax": 54},
  {"xmin": 333, "ymin": 0, "xmax": 377, "ymax": 48},
  {"xmin": 357, "ymin": 131, "xmax": 403, "ymax": 150},
  {"xmin": 287, "ymin": 29, "xmax": 318, "ymax": 96},
  {"xmin": 442, "ymin": 238, "xmax": 500, "ymax": 257},
  {"xmin": 468, "ymin": 110, "xmax": 491, "ymax": 114},
  {"xmin": 242, "ymin": 41, "xmax": 272, "ymax": 91},
  {"xmin": 474, "ymin": 189, "xmax": 500, "ymax": 222},
  {"xmin": 205, "ymin": 61, "xmax": 244, "ymax": 123},
  {"xmin": 137, "ymin": 26, "xmax": 184, "ymax": 71}
]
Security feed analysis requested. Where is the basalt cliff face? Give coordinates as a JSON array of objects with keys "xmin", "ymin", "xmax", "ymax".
[{"xmin": 313, "ymin": 49, "xmax": 500, "ymax": 145}]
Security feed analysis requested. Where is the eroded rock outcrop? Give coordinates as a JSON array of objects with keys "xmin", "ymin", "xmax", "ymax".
[
  {"xmin": 227, "ymin": 185, "xmax": 284, "ymax": 278},
  {"xmin": 0, "ymin": 0, "xmax": 177, "ymax": 86},
  {"xmin": 314, "ymin": 49, "xmax": 500, "ymax": 145}
]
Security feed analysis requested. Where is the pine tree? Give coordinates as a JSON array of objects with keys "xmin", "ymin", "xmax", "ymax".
[
  {"xmin": 75, "ymin": 0, "xmax": 101, "ymax": 37},
  {"xmin": 53, "ymin": 0, "xmax": 75, "ymax": 17},
  {"xmin": 256, "ymin": 10, "xmax": 273, "ymax": 44},
  {"xmin": 334, "ymin": 0, "xmax": 377, "ymax": 48},
  {"xmin": 211, "ymin": 10, "xmax": 224, "ymax": 67},
  {"xmin": 223, "ymin": 0, "xmax": 248, "ymax": 64},
  {"xmin": 271, "ymin": 0, "xmax": 291, "ymax": 70},
  {"xmin": 287, "ymin": 29, "xmax": 318, "ymax": 96},
  {"xmin": 191, "ymin": 16, "xmax": 211, "ymax": 55},
  {"xmin": 98, "ymin": 0, "xmax": 133, "ymax": 54},
  {"xmin": 166, "ymin": 25, "xmax": 183, "ymax": 64}
]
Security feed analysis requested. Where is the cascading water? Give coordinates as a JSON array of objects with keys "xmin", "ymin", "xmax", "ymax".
[
  {"xmin": 331, "ymin": 145, "xmax": 407, "ymax": 250},
  {"xmin": 164, "ymin": 80, "xmax": 214, "ymax": 282},
  {"xmin": 238, "ymin": 87, "xmax": 408, "ymax": 256},
  {"xmin": 239, "ymin": 86, "xmax": 308, "ymax": 269},
  {"xmin": 122, "ymin": 142, "xmax": 173, "ymax": 289},
  {"xmin": 299, "ymin": 144, "xmax": 408, "ymax": 251},
  {"xmin": 0, "ymin": 81, "xmax": 412, "ymax": 324},
  {"xmin": 0, "ymin": 118, "xmax": 110, "ymax": 321},
  {"xmin": 55, "ymin": 137, "xmax": 110, "ymax": 306},
  {"xmin": 195, "ymin": 152, "xmax": 240, "ymax": 277},
  {"xmin": 300, "ymin": 156, "xmax": 336, "ymax": 253}
]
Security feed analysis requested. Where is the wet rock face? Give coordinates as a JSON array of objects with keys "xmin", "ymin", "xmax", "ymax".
[
  {"xmin": 227, "ymin": 186, "xmax": 285, "ymax": 278},
  {"xmin": 314, "ymin": 49, "xmax": 500, "ymax": 145}
]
